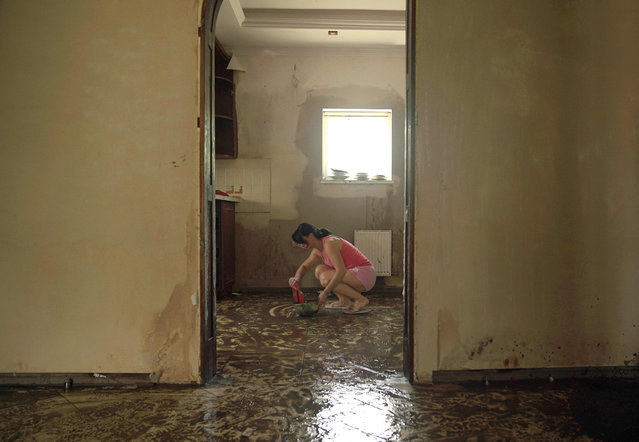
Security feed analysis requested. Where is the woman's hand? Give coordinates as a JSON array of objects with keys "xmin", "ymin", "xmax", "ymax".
[{"xmin": 288, "ymin": 277, "xmax": 299, "ymax": 288}]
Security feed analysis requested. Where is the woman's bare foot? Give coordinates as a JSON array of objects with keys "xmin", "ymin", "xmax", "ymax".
[
  {"xmin": 319, "ymin": 291, "xmax": 352, "ymax": 309},
  {"xmin": 326, "ymin": 301, "xmax": 351, "ymax": 309},
  {"xmin": 346, "ymin": 297, "xmax": 369, "ymax": 313}
]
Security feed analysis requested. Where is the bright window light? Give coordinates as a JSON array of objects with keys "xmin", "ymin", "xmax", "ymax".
[{"xmin": 322, "ymin": 109, "xmax": 392, "ymax": 181}]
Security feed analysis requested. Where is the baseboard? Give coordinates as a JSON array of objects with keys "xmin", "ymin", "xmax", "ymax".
[
  {"xmin": 0, "ymin": 372, "xmax": 156, "ymax": 388},
  {"xmin": 433, "ymin": 365, "xmax": 639, "ymax": 384}
]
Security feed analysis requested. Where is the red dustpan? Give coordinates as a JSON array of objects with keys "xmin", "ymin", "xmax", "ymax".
[{"xmin": 292, "ymin": 282, "xmax": 305, "ymax": 304}]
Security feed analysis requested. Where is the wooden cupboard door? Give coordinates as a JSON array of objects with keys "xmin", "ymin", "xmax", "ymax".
[
  {"xmin": 216, "ymin": 200, "xmax": 235, "ymax": 298},
  {"xmin": 220, "ymin": 201, "xmax": 235, "ymax": 296}
]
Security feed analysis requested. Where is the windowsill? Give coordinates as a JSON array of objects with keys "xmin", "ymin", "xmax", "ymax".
[{"xmin": 320, "ymin": 178, "xmax": 394, "ymax": 184}]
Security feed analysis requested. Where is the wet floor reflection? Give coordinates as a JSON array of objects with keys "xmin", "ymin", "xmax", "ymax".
[
  {"xmin": 2, "ymin": 291, "xmax": 639, "ymax": 440},
  {"xmin": 315, "ymin": 382, "xmax": 404, "ymax": 440},
  {"xmin": 214, "ymin": 291, "xmax": 407, "ymax": 440}
]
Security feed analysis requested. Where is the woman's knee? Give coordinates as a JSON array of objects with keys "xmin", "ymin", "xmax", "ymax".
[
  {"xmin": 321, "ymin": 273, "xmax": 335, "ymax": 287},
  {"xmin": 315, "ymin": 265, "xmax": 333, "ymax": 286},
  {"xmin": 314, "ymin": 264, "xmax": 328, "ymax": 278},
  {"xmin": 316, "ymin": 271, "xmax": 330, "ymax": 287}
]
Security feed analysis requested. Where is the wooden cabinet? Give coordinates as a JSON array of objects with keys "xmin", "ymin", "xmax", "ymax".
[
  {"xmin": 214, "ymin": 39, "xmax": 237, "ymax": 159},
  {"xmin": 216, "ymin": 199, "xmax": 236, "ymax": 298}
]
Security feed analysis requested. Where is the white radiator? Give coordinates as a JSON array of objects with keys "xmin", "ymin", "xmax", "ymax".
[{"xmin": 354, "ymin": 230, "xmax": 392, "ymax": 276}]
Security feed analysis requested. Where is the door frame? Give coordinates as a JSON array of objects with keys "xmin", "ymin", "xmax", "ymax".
[
  {"xmin": 199, "ymin": 0, "xmax": 223, "ymax": 385},
  {"xmin": 403, "ymin": 0, "xmax": 416, "ymax": 383},
  {"xmin": 198, "ymin": 0, "xmax": 417, "ymax": 384}
]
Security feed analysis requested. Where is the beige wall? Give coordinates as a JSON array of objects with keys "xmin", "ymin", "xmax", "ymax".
[
  {"xmin": 413, "ymin": 0, "xmax": 639, "ymax": 381},
  {"xmin": 218, "ymin": 49, "xmax": 405, "ymax": 288},
  {"xmin": 0, "ymin": 0, "xmax": 202, "ymax": 382},
  {"xmin": 4, "ymin": 0, "xmax": 636, "ymax": 386}
]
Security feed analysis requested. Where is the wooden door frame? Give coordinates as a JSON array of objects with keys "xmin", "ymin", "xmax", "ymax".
[
  {"xmin": 199, "ymin": 0, "xmax": 223, "ymax": 385},
  {"xmin": 199, "ymin": 0, "xmax": 417, "ymax": 384},
  {"xmin": 403, "ymin": 0, "xmax": 416, "ymax": 383}
]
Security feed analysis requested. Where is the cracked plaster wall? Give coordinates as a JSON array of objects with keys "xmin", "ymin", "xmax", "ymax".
[
  {"xmin": 414, "ymin": 0, "xmax": 639, "ymax": 381},
  {"xmin": 0, "ymin": 0, "xmax": 202, "ymax": 382}
]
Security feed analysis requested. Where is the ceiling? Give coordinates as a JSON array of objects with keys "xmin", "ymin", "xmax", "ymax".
[{"xmin": 214, "ymin": 0, "xmax": 406, "ymax": 52}]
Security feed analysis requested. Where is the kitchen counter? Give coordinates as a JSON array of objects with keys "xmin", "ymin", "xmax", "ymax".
[{"xmin": 215, "ymin": 194, "xmax": 240, "ymax": 203}]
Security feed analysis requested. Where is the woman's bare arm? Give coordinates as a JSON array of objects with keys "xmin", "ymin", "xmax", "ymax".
[
  {"xmin": 288, "ymin": 250, "xmax": 322, "ymax": 287},
  {"xmin": 317, "ymin": 238, "xmax": 346, "ymax": 303}
]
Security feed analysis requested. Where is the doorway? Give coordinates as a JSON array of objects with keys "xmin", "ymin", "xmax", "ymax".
[{"xmin": 200, "ymin": 0, "xmax": 415, "ymax": 384}]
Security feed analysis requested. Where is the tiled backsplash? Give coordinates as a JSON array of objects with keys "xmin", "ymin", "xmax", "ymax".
[{"xmin": 215, "ymin": 159, "xmax": 271, "ymax": 213}]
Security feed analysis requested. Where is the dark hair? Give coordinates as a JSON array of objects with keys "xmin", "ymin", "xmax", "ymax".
[{"xmin": 291, "ymin": 223, "xmax": 331, "ymax": 244}]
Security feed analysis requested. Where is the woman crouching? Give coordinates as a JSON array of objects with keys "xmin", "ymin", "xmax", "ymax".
[{"xmin": 289, "ymin": 222, "xmax": 376, "ymax": 314}]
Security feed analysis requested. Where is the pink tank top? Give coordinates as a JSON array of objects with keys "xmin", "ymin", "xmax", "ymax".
[{"xmin": 319, "ymin": 236, "xmax": 371, "ymax": 269}]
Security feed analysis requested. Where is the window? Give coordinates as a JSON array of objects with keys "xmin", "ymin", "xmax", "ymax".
[{"xmin": 322, "ymin": 109, "xmax": 392, "ymax": 182}]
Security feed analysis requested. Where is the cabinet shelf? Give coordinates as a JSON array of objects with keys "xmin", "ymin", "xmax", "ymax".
[{"xmin": 214, "ymin": 38, "xmax": 237, "ymax": 159}]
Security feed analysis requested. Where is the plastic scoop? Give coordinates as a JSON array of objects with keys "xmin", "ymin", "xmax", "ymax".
[{"xmin": 292, "ymin": 282, "xmax": 305, "ymax": 304}]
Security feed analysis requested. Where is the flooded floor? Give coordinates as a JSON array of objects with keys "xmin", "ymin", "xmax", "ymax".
[{"xmin": 2, "ymin": 291, "xmax": 639, "ymax": 440}]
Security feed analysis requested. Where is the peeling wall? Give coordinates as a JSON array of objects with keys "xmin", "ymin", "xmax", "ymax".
[
  {"xmin": 0, "ymin": 0, "xmax": 202, "ymax": 382},
  {"xmin": 218, "ymin": 50, "xmax": 405, "ymax": 288},
  {"xmin": 414, "ymin": 0, "xmax": 639, "ymax": 381}
]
